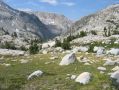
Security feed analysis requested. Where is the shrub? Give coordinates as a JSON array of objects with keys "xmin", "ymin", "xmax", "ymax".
[
  {"xmin": 112, "ymin": 30, "xmax": 119, "ymax": 35},
  {"xmin": 29, "ymin": 41, "xmax": 39, "ymax": 54},
  {"xmin": 61, "ymin": 39, "xmax": 70, "ymax": 50},
  {"xmin": 55, "ymin": 39, "xmax": 62, "ymax": 47},
  {"xmin": 104, "ymin": 27, "xmax": 111, "ymax": 37},
  {"xmin": 20, "ymin": 46, "xmax": 27, "ymax": 51},
  {"xmin": 91, "ymin": 30, "xmax": 97, "ymax": 35},
  {"xmin": 55, "ymin": 38, "xmax": 71, "ymax": 50},
  {"xmin": 12, "ymin": 32, "xmax": 17, "ymax": 38},
  {"xmin": 79, "ymin": 31, "xmax": 87, "ymax": 37}
]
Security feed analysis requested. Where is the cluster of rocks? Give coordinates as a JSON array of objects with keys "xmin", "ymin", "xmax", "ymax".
[{"xmin": 0, "ymin": 49, "xmax": 25, "ymax": 56}]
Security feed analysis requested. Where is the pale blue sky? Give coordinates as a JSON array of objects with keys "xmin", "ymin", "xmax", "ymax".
[{"xmin": 4, "ymin": 0, "xmax": 119, "ymax": 20}]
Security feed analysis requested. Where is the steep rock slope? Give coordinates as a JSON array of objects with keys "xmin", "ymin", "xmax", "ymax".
[
  {"xmin": 30, "ymin": 11, "xmax": 73, "ymax": 36},
  {"xmin": 0, "ymin": 0, "xmax": 53, "ymax": 41},
  {"xmin": 71, "ymin": 4, "xmax": 119, "ymax": 34}
]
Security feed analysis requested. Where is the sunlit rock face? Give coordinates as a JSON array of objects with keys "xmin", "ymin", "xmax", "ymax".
[
  {"xmin": 0, "ymin": 0, "xmax": 53, "ymax": 41},
  {"xmin": 70, "ymin": 4, "xmax": 119, "ymax": 35}
]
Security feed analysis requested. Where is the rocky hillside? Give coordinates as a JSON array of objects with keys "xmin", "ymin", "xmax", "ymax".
[
  {"xmin": 29, "ymin": 11, "xmax": 73, "ymax": 36},
  {"xmin": 0, "ymin": 0, "xmax": 53, "ymax": 41},
  {"xmin": 71, "ymin": 4, "xmax": 119, "ymax": 35}
]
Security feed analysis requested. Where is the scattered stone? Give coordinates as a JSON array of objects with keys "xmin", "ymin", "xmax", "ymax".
[
  {"xmin": 28, "ymin": 70, "xmax": 43, "ymax": 80},
  {"xmin": 59, "ymin": 53, "xmax": 76, "ymax": 66},
  {"xmin": 42, "ymin": 50, "xmax": 48, "ymax": 54},
  {"xmin": 100, "ymin": 71, "xmax": 105, "ymax": 74},
  {"xmin": 103, "ymin": 59, "xmax": 115, "ymax": 66},
  {"xmin": 84, "ymin": 63, "xmax": 91, "ymax": 65},
  {"xmin": 112, "ymin": 66, "xmax": 119, "ymax": 71},
  {"xmin": 78, "ymin": 56, "xmax": 89, "ymax": 63},
  {"xmin": 50, "ymin": 56, "xmax": 58, "ymax": 60},
  {"xmin": 96, "ymin": 47, "xmax": 105, "ymax": 55},
  {"xmin": 75, "ymin": 72, "xmax": 91, "ymax": 85},
  {"xmin": 97, "ymin": 67, "xmax": 106, "ymax": 71},
  {"xmin": 1, "ymin": 63, "xmax": 11, "ymax": 67},
  {"xmin": 71, "ymin": 75, "xmax": 77, "ymax": 80},
  {"xmin": 107, "ymin": 48, "xmax": 119, "ymax": 55},
  {"xmin": 20, "ymin": 59, "xmax": 29, "ymax": 64},
  {"xmin": 93, "ymin": 46, "xmax": 100, "ymax": 52},
  {"xmin": 78, "ymin": 46, "xmax": 89, "ymax": 52},
  {"xmin": 0, "ymin": 49, "xmax": 25, "ymax": 56}
]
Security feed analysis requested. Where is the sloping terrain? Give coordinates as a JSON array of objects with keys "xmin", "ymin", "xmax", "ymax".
[
  {"xmin": 71, "ymin": 4, "xmax": 119, "ymax": 34},
  {"xmin": 0, "ymin": 0, "xmax": 53, "ymax": 41},
  {"xmin": 29, "ymin": 11, "xmax": 73, "ymax": 36}
]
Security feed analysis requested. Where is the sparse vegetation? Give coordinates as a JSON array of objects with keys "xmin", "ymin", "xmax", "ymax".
[
  {"xmin": 90, "ymin": 30, "xmax": 97, "ymax": 35},
  {"xmin": 79, "ymin": 31, "xmax": 87, "ymax": 37},
  {"xmin": 55, "ymin": 38, "xmax": 71, "ymax": 50},
  {"xmin": 29, "ymin": 40, "xmax": 39, "ymax": 54},
  {"xmin": 0, "ymin": 41, "xmax": 17, "ymax": 50},
  {"xmin": 0, "ymin": 52, "xmax": 115, "ymax": 90},
  {"xmin": 112, "ymin": 30, "xmax": 119, "ymax": 35},
  {"xmin": 12, "ymin": 32, "xmax": 18, "ymax": 38}
]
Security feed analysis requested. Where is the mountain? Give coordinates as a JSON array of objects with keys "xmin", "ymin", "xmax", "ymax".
[
  {"xmin": 0, "ymin": 0, "xmax": 53, "ymax": 41},
  {"xmin": 28, "ymin": 11, "xmax": 73, "ymax": 36},
  {"xmin": 70, "ymin": 4, "xmax": 119, "ymax": 35}
]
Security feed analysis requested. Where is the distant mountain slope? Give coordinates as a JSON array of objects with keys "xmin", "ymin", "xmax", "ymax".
[
  {"xmin": 29, "ymin": 11, "xmax": 73, "ymax": 36},
  {"xmin": 0, "ymin": 0, "xmax": 53, "ymax": 40},
  {"xmin": 71, "ymin": 4, "xmax": 119, "ymax": 34}
]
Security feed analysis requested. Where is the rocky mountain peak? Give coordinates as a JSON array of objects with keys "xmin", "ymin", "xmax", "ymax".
[{"xmin": 70, "ymin": 4, "xmax": 119, "ymax": 35}]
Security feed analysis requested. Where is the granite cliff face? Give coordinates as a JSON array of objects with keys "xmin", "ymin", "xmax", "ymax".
[{"xmin": 29, "ymin": 11, "xmax": 73, "ymax": 36}]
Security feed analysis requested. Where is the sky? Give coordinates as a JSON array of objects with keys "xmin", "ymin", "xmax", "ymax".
[{"xmin": 4, "ymin": 0, "xmax": 119, "ymax": 20}]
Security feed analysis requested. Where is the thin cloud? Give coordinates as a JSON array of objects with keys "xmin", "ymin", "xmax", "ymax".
[
  {"xmin": 40, "ymin": 0, "xmax": 58, "ymax": 5},
  {"xmin": 18, "ymin": 8, "xmax": 32, "ymax": 12},
  {"xmin": 62, "ymin": 2, "xmax": 76, "ymax": 6}
]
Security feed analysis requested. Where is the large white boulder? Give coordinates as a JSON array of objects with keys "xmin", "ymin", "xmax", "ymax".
[
  {"xmin": 110, "ymin": 70, "xmax": 119, "ymax": 83},
  {"xmin": 107, "ymin": 48, "xmax": 119, "ymax": 55},
  {"xmin": 59, "ymin": 53, "xmax": 76, "ymax": 65},
  {"xmin": 27, "ymin": 70, "xmax": 43, "ymax": 80},
  {"xmin": 75, "ymin": 72, "xmax": 91, "ymax": 84}
]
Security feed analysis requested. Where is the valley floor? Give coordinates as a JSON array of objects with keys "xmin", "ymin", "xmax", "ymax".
[{"xmin": 0, "ymin": 52, "xmax": 118, "ymax": 90}]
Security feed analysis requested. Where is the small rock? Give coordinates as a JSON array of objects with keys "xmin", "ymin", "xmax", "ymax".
[
  {"xmin": 28, "ymin": 70, "xmax": 43, "ymax": 80},
  {"xmin": 20, "ymin": 59, "xmax": 29, "ymax": 64},
  {"xmin": 71, "ymin": 75, "xmax": 77, "ymax": 80},
  {"xmin": 112, "ymin": 66, "xmax": 119, "ymax": 71},
  {"xmin": 97, "ymin": 67, "xmax": 106, "ymax": 71}
]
